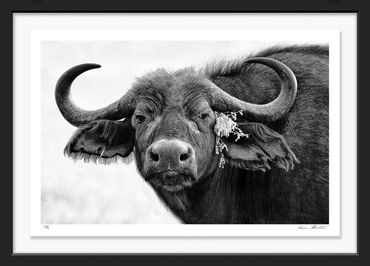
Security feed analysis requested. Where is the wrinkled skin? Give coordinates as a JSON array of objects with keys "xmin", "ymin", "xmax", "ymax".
[{"xmin": 130, "ymin": 71, "xmax": 220, "ymax": 190}]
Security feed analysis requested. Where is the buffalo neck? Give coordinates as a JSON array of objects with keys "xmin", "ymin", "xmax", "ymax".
[{"xmin": 154, "ymin": 165, "xmax": 284, "ymax": 224}]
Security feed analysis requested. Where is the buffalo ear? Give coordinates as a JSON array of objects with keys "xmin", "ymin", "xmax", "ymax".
[
  {"xmin": 64, "ymin": 119, "xmax": 134, "ymax": 164},
  {"xmin": 223, "ymin": 122, "xmax": 299, "ymax": 172}
]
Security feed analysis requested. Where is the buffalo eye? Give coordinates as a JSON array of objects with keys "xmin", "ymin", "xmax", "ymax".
[
  {"xmin": 135, "ymin": 114, "xmax": 146, "ymax": 124},
  {"xmin": 200, "ymin": 113, "xmax": 210, "ymax": 120}
]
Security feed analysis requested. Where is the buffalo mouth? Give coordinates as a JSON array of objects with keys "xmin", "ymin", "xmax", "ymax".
[{"xmin": 146, "ymin": 171, "xmax": 196, "ymax": 192}]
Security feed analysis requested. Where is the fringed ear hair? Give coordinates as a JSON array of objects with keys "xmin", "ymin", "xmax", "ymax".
[
  {"xmin": 65, "ymin": 148, "xmax": 135, "ymax": 165},
  {"xmin": 64, "ymin": 119, "xmax": 135, "ymax": 165}
]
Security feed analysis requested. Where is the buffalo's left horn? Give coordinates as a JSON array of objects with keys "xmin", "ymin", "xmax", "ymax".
[
  {"xmin": 209, "ymin": 57, "xmax": 297, "ymax": 122},
  {"xmin": 55, "ymin": 63, "xmax": 134, "ymax": 127}
]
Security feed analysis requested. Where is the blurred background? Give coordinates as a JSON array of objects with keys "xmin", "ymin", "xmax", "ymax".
[{"xmin": 41, "ymin": 40, "xmax": 319, "ymax": 224}]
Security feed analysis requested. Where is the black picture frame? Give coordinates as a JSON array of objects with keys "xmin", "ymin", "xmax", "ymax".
[{"xmin": 2, "ymin": 0, "xmax": 368, "ymax": 265}]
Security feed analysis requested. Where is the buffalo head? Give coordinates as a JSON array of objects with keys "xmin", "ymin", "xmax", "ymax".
[{"xmin": 56, "ymin": 57, "xmax": 298, "ymax": 192}]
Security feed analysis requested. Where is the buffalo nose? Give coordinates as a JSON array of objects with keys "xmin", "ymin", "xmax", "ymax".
[{"xmin": 147, "ymin": 139, "xmax": 194, "ymax": 167}]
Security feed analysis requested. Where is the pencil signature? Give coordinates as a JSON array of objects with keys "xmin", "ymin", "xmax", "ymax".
[{"xmin": 298, "ymin": 225, "xmax": 327, "ymax": 230}]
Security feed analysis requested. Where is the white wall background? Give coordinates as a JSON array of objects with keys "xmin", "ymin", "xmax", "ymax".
[{"xmin": 41, "ymin": 40, "xmax": 320, "ymax": 224}]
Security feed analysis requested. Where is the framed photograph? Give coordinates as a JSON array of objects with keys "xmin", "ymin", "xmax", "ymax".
[{"xmin": 6, "ymin": 0, "xmax": 366, "ymax": 264}]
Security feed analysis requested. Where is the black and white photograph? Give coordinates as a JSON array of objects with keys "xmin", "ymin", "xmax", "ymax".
[{"xmin": 39, "ymin": 38, "xmax": 334, "ymax": 228}]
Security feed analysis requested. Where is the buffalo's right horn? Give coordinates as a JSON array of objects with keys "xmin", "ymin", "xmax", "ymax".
[
  {"xmin": 209, "ymin": 57, "xmax": 298, "ymax": 122},
  {"xmin": 55, "ymin": 64, "xmax": 134, "ymax": 127}
]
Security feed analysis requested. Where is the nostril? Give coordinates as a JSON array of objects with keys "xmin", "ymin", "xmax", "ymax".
[
  {"xmin": 150, "ymin": 151, "xmax": 160, "ymax": 162},
  {"xmin": 179, "ymin": 152, "xmax": 190, "ymax": 162}
]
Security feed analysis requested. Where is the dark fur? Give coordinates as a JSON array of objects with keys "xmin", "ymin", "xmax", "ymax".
[{"xmin": 155, "ymin": 45, "xmax": 329, "ymax": 223}]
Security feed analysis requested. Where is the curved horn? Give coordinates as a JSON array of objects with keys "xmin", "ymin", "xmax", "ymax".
[
  {"xmin": 55, "ymin": 63, "xmax": 134, "ymax": 127},
  {"xmin": 209, "ymin": 57, "xmax": 297, "ymax": 122}
]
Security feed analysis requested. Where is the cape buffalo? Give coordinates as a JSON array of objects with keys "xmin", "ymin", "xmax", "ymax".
[{"xmin": 55, "ymin": 45, "xmax": 329, "ymax": 224}]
